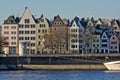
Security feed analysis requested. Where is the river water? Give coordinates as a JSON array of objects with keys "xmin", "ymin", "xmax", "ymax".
[{"xmin": 0, "ymin": 70, "xmax": 120, "ymax": 80}]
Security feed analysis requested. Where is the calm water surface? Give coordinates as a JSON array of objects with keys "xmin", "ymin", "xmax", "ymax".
[{"xmin": 0, "ymin": 70, "xmax": 120, "ymax": 80}]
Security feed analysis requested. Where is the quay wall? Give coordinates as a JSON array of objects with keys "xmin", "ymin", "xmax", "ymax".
[
  {"xmin": 18, "ymin": 64, "xmax": 107, "ymax": 70},
  {"xmin": 0, "ymin": 64, "xmax": 107, "ymax": 70}
]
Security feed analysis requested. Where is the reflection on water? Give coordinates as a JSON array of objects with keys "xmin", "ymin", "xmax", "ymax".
[{"xmin": 0, "ymin": 70, "xmax": 120, "ymax": 80}]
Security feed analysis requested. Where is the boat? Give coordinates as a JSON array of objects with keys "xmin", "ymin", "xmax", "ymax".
[{"xmin": 104, "ymin": 61, "xmax": 120, "ymax": 70}]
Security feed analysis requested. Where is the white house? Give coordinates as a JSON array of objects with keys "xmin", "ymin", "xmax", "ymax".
[
  {"xmin": 100, "ymin": 32, "xmax": 109, "ymax": 53},
  {"xmin": 19, "ymin": 7, "xmax": 36, "ymax": 54}
]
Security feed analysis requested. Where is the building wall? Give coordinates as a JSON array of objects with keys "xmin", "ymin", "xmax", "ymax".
[
  {"xmin": 92, "ymin": 35, "xmax": 100, "ymax": 53},
  {"xmin": 36, "ymin": 16, "xmax": 50, "ymax": 54},
  {"xmin": 109, "ymin": 34, "xmax": 119, "ymax": 53},
  {"xmin": 19, "ymin": 7, "xmax": 36, "ymax": 54},
  {"xmin": 2, "ymin": 24, "xmax": 18, "ymax": 54},
  {"xmin": 69, "ymin": 21, "xmax": 79, "ymax": 53},
  {"xmin": 100, "ymin": 32, "xmax": 109, "ymax": 53}
]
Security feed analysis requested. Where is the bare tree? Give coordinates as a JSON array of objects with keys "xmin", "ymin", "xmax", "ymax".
[{"xmin": 0, "ymin": 34, "xmax": 9, "ymax": 54}]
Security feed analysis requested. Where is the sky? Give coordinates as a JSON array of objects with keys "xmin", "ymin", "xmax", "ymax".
[{"xmin": 0, "ymin": 0, "xmax": 120, "ymax": 24}]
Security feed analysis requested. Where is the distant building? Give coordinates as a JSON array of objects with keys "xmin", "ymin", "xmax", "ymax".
[
  {"xmin": 100, "ymin": 32, "xmax": 109, "ymax": 53},
  {"xmin": 109, "ymin": 33, "xmax": 119, "ymax": 53},
  {"xmin": 50, "ymin": 15, "xmax": 68, "ymax": 53},
  {"xmin": 69, "ymin": 20, "xmax": 80, "ymax": 53},
  {"xmin": 2, "ymin": 15, "xmax": 19, "ymax": 54},
  {"xmin": 92, "ymin": 34, "xmax": 100, "ymax": 53},
  {"xmin": 36, "ymin": 15, "xmax": 50, "ymax": 54},
  {"xmin": 111, "ymin": 20, "xmax": 120, "ymax": 32}
]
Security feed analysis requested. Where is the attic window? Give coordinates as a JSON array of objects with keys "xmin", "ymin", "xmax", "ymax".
[
  {"xmin": 113, "ymin": 37, "xmax": 115, "ymax": 40},
  {"xmin": 11, "ymin": 20, "xmax": 14, "ymax": 23},
  {"xmin": 25, "ymin": 19, "xmax": 30, "ymax": 23},
  {"xmin": 41, "ymin": 19, "xmax": 44, "ymax": 22},
  {"xmin": 103, "ymin": 36, "xmax": 106, "ymax": 38}
]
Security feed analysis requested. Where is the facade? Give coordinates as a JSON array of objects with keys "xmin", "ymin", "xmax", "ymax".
[
  {"xmin": 84, "ymin": 28, "xmax": 92, "ymax": 53},
  {"xmin": 19, "ymin": 7, "xmax": 36, "ymax": 54},
  {"xmin": 1, "ymin": 7, "xmax": 120, "ymax": 54},
  {"xmin": 69, "ymin": 20, "xmax": 80, "ymax": 53},
  {"xmin": 92, "ymin": 34, "xmax": 100, "ymax": 53},
  {"xmin": 2, "ymin": 16, "xmax": 19, "ymax": 54},
  {"xmin": 50, "ymin": 15, "xmax": 68, "ymax": 53},
  {"xmin": 36, "ymin": 15, "xmax": 50, "ymax": 54},
  {"xmin": 100, "ymin": 32, "xmax": 109, "ymax": 53},
  {"xmin": 109, "ymin": 34, "xmax": 119, "ymax": 53}
]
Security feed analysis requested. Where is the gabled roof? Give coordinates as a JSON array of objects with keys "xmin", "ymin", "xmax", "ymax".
[
  {"xmin": 71, "ymin": 16, "xmax": 83, "ymax": 27},
  {"xmin": 71, "ymin": 20, "xmax": 78, "ymax": 27},
  {"xmin": 95, "ymin": 18, "xmax": 103, "ymax": 26},
  {"xmin": 4, "ymin": 15, "xmax": 19, "ymax": 24},
  {"xmin": 101, "ymin": 32, "xmax": 109, "ymax": 39},
  {"xmin": 86, "ymin": 19, "xmax": 94, "ymax": 27},
  {"xmin": 19, "ymin": 7, "xmax": 36, "ymax": 24},
  {"xmin": 51, "ymin": 15, "xmax": 65, "ymax": 27}
]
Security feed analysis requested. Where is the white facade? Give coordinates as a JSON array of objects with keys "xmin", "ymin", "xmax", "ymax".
[
  {"xmin": 100, "ymin": 32, "xmax": 109, "ymax": 53},
  {"xmin": 19, "ymin": 7, "xmax": 36, "ymax": 54},
  {"xmin": 69, "ymin": 21, "xmax": 80, "ymax": 53}
]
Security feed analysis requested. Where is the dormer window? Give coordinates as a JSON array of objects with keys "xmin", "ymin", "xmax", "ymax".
[
  {"xmin": 11, "ymin": 20, "xmax": 14, "ymax": 23},
  {"xmin": 25, "ymin": 19, "xmax": 30, "ymax": 23},
  {"xmin": 41, "ymin": 19, "xmax": 44, "ymax": 22},
  {"xmin": 103, "ymin": 36, "xmax": 106, "ymax": 38},
  {"xmin": 113, "ymin": 37, "xmax": 115, "ymax": 40}
]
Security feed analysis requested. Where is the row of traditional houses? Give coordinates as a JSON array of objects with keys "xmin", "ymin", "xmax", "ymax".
[{"xmin": 1, "ymin": 7, "xmax": 120, "ymax": 55}]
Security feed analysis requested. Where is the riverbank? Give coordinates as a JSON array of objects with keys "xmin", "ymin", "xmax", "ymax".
[{"xmin": 0, "ymin": 64, "xmax": 107, "ymax": 70}]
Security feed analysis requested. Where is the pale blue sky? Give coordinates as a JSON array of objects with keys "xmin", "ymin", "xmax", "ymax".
[{"xmin": 0, "ymin": 0, "xmax": 120, "ymax": 23}]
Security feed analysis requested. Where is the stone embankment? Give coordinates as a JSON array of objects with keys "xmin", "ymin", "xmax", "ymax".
[{"xmin": 0, "ymin": 64, "xmax": 107, "ymax": 70}]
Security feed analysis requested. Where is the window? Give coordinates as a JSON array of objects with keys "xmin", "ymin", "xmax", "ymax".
[
  {"xmin": 11, "ymin": 26, "xmax": 16, "ymax": 29},
  {"xmin": 25, "ymin": 37, "xmax": 29, "ymax": 40},
  {"xmin": 25, "ymin": 25, "xmax": 29, "ymax": 28},
  {"xmin": 31, "ymin": 31, "xmax": 35, "ymax": 34},
  {"xmin": 4, "ymin": 31, "xmax": 9, "ymax": 34},
  {"xmin": 25, "ymin": 31, "xmax": 29, "ymax": 34},
  {"xmin": 25, "ymin": 19, "xmax": 30, "ymax": 23},
  {"xmin": 11, "ymin": 31, "xmax": 16, "ymax": 34},
  {"xmin": 113, "ymin": 37, "xmax": 115, "ymax": 40},
  {"xmin": 103, "ymin": 36, "xmax": 106, "ymax": 38},
  {"xmin": 19, "ymin": 25, "xmax": 24, "ymax": 28},
  {"xmin": 11, "ymin": 42, "xmax": 16, "ymax": 45},
  {"xmin": 19, "ymin": 31, "xmax": 24, "ymax": 34},
  {"xmin": 111, "ymin": 41, "xmax": 117, "ymax": 44},
  {"xmin": 54, "ymin": 28, "xmax": 56, "ymax": 30},
  {"xmin": 102, "ymin": 44, "xmax": 107, "ymax": 47},
  {"xmin": 45, "ymin": 29, "xmax": 47, "ymax": 33},
  {"xmin": 31, "ymin": 25, "xmax": 35, "ymax": 28},
  {"xmin": 97, "ymin": 44, "xmax": 99, "ymax": 47},
  {"xmin": 41, "ymin": 19, "xmax": 44, "ymax": 22},
  {"xmin": 31, "ymin": 37, "xmax": 35, "ymax": 40},
  {"xmin": 31, "ymin": 43, "xmax": 35, "ymax": 46},
  {"xmin": 38, "ymin": 41, "xmax": 41, "ymax": 45},
  {"xmin": 38, "ymin": 35, "xmax": 40, "ymax": 39},
  {"xmin": 38, "ymin": 30, "xmax": 41, "ymax": 33},
  {"xmin": 4, "ymin": 26, "xmax": 9, "ymax": 29},
  {"xmin": 102, "ymin": 40, "xmax": 107, "ymax": 42},
  {"xmin": 71, "ymin": 45, "xmax": 75, "ymax": 48},
  {"xmin": 19, "ymin": 37, "xmax": 24, "ymax": 40},
  {"xmin": 115, "ymin": 46, "xmax": 117, "ymax": 49},
  {"xmin": 11, "ymin": 36, "xmax": 16, "ymax": 40},
  {"xmin": 93, "ymin": 44, "xmax": 95, "ymax": 47}
]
